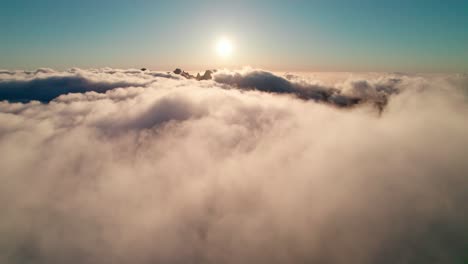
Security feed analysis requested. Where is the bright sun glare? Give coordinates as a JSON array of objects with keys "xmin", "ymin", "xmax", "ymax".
[{"xmin": 216, "ymin": 37, "xmax": 233, "ymax": 58}]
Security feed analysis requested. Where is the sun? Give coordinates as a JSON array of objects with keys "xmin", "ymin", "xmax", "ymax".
[{"xmin": 216, "ymin": 37, "xmax": 233, "ymax": 58}]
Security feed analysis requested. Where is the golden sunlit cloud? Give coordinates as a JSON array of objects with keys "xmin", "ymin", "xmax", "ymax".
[{"xmin": 215, "ymin": 37, "xmax": 234, "ymax": 58}]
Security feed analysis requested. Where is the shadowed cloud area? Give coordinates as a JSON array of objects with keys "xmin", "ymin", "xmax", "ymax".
[
  {"xmin": 0, "ymin": 68, "xmax": 173, "ymax": 103},
  {"xmin": 0, "ymin": 68, "xmax": 468, "ymax": 263},
  {"xmin": 0, "ymin": 68, "xmax": 402, "ymax": 110},
  {"xmin": 213, "ymin": 69, "xmax": 400, "ymax": 109}
]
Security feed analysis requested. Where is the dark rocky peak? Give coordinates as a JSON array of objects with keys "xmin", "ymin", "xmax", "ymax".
[{"xmin": 173, "ymin": 68, "xmax": 217, "ymax": 81}]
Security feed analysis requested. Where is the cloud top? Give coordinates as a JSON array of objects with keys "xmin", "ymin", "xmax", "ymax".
[
  {"xmin": 1, "ymin": 68, "xmax": 407, "ymax": 110},
  {"xmin": 0, "ymin": 68, "xmax": 468, "ymax": 263}
]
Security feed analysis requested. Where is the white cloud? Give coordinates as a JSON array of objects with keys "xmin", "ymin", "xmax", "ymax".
[{"xmin": 0, "ymin": 68, "xmax": 467, "ymax": 263}]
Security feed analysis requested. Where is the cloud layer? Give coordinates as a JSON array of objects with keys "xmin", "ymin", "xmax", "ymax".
[
  {"xmin": 0, "ymin": 68, "xmax": 175, "ymax": 103},
  {"xmin": 1, "ymin": 67, "xmax": 403, "ymax": 109},
  {"xmin": 1, "ymin": 68, "xmax": 468, "ymax": 263}
]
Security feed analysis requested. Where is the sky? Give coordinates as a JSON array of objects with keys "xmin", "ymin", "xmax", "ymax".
[{"xmin": 1, "ymin": 0, "xmax": 467, "ymax": 72}]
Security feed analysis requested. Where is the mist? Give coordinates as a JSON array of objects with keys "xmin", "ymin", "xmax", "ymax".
[{"xmin": 1, "ymin": 68, "xmax": 467, "ymax": 263}]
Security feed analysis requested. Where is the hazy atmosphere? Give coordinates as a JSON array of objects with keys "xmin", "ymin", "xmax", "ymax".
[
  {"xmin": 2, "ymin": 0, "xmax": 468, "ymax": 72},
  {"xmin": 1, "ymin": 1, "xmax": 468, "ymax": 264}
]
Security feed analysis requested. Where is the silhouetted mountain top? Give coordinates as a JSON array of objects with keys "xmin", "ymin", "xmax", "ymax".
[{"xmin": 173, "ymin": 68, "xmax": 216, "ymax": 80}]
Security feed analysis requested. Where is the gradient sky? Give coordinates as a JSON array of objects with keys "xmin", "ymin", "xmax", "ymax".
[{"xmin": 1, "ymin": 0, "xmax": 467, "ymax": 72}]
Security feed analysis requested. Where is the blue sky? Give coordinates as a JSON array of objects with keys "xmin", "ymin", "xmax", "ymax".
[{"xmin": 1, "ymin": 0, "xmax": 467, "ymax": 72}]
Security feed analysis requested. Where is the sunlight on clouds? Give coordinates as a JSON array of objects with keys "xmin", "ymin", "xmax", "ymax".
[{"xmin": 0, "ymin": 68, "xmax": 468, "ymax": 263}]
